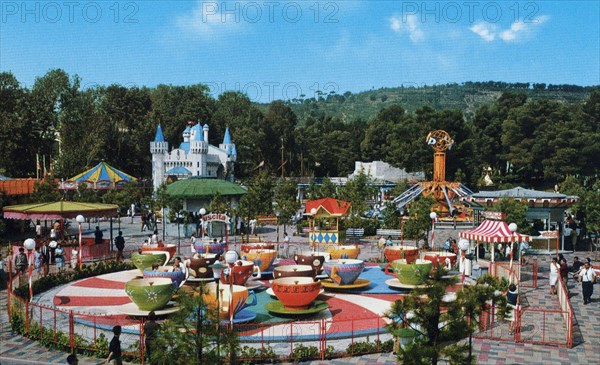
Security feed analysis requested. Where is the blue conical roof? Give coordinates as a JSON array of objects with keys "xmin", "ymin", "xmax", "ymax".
[
  {"xmin": 223, "ymin": 127, "xmax": 232, "ymax": 144},
  {"xmin": 191, "ymin": 123, "xmax": 204, "ymax": 141},
  {"xmin": 154, "ymin": 124, "xmax": 165, "ymax": 142},
  {"xmin": 231, "ymin": 144, "xmax": 237, "ymax": 156}
]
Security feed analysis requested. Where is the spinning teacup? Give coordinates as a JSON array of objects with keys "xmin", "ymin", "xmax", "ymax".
[
  {"xmin": 294, "ymin": 253, "xmax": 326, "ymax": 274},
  {"xmin": 384, "ymin": 246, "xmax": 418, "ymax": 263},
  {"xmin": 271, "ymin": 277, "xmax": 322, "ymax": 310},
  {"xmin": 243, "ymin": 249, "xmax": 277, "ymax": 272},
  {"xmin": 141, "ymin": 244, "xmax": 177, "ymax": 260},
  {"xmin": 423, "ymin": 252, "xmax": 457, "ymax": 268},
  {"xmin": 220, "ymin": 260, "xmax": 261, "ymax": 285},
  {"xmin": 187, "ymin": 253, "xmax": 218, "ymax": 279},
  {"xmin": 194, "ymin": 240, "xmax": 227, "ymax": 255},
  {"xmin": 202, "ymin": 283, "xmax": 257, "ymax": 320},
  {"xmin": 125, "ymin": 278, "xmax": 175, "ymax": 311},
  {"xmin": 131, "ymin": 252, "xmax": 170, "ymax": 274},
  {"xmin": 143, "ymin": 266, "xmax": 188, "ymax": 288},
  {"xmin": 274, "ymin": 265, "xmax": 315, "ymax": 279},
  {"xmin": 323, "ymin": 259, "xmax": 365, "ymax": 285},
  {"xmin": 385, "ymin": 259, "xmax": 433, "ymax": 285},
  {"xmin": 241, "ymin": 243, "xmax": 275, "ymax": 254},
  {"xmin": 326, "ymin": 245, "xmax": 360, "ymax": 260}
]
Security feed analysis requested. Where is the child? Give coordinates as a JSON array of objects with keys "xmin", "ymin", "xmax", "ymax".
[{"xmin": 106, "ymin": 325, "xmax": 122, "ymax": 364}]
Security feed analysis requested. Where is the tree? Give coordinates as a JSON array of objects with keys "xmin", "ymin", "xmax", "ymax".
[
  {"xmin": 338, "ymin": 172, "xmax": 377, "ymax": 218},
  {"xmin": 274, "ymin": 178, "xmax": 301, "ymax": 232},
  {"xmin": 487, "ymin": 198, "xmax": 528, "ymax": 234},
  {"xmin": 28, "ymin": 176, "xmax": 62, "ymax": 203},
  {"xmin": 386, "ymin": 267, "xmax": 508, "ymax": 365},
  {"xmin": 149, "ymin": 284, "xmax": 239, "ymax": 365},
  {"xmin": 403, "ymin": 196, "xmax": 436, "ymax": 246}
]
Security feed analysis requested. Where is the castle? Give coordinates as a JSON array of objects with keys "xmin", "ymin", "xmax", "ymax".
[{"xmin": 150, "ymin": 122, "xmax": 236, "ymax": 192}]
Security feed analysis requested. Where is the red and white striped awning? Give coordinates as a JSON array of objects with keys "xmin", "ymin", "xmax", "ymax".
[{"xmin": 459, "ymin": 220, "xmax": 530, "ymax": 243}]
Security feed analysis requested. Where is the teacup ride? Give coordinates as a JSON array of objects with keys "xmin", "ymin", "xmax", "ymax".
[
  {"xmin": 384, "ymin": 259, "xmax": 433, "ymax": 289},
  {"xmin": 294, "ymin": 253, "xmax": 327, "ymax": 278},
  {"xmin": 240, "ymin": 242, "xmax": 276, "ymax": 254},
  {"xmin": 143, "ymin": 265, "xmax": 189, "ymax": 289},
  {"xmin": 242, "ymin": 249, "xmax": 278, "ymax": 275},
  {"xmin": 220, "ymin": 260, "xmax": 262, "ymax": 289},
  {"xmin": 325, "ymin": 245, "xmax": 360, "ymax": 260},
  {"xmin": 202, "ymin": 282, "xmax": 258, "ymax": 323},
  {"xmin": 194, "ymin": 240, "xmax": 227, "ymax": 256},
  {"xmin": 423, "ymin": 251, "xmax": 457, "ymax": 268},
  {"xmin": 131, "ymin": 252, "xmax": 170, "ymax": 275},
  {"xmin": 321, "ymin": 259, "xmax": 370, "ymax": 290},
  {"xmin": 186, "ymin": 253, "xmax": 219, "ymax": 283},
  {"xmin": 384, "ymin": 246, "xmax": 419, "ymax": 263},
  {"xmin": 274, "ymin": 265, "xmax": 315, "ymax": 280},
  {"xmin": 141, "ymin": 243, "xmax": 177, "ymax": 260},
  {"xmin": 265, "ymin": 277, "xmax": 328, "ymax": 316},
  {"xmin": 123, "ymin": 278, "xmax": 179, "ymax": 315}
]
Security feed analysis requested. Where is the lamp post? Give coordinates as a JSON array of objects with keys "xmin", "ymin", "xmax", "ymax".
[
  {"xmin": 399, "ymin": 209, "xmax": 406, "ymax": 246},
  {"xmin": 177, "ymin": 210, "xmax": 181, "ymax": 255},
  {"xmin": 310, "ymin": 208, "xmax": 317, "ymax": 253},
  {"xmin": 224, "ymin": 250, "xmax": 238, "ymax": 329},
  {"xmin": 459, "ymin": 238, "xmax": 470, "ymax": 284},
  {"xmin": 429, "ymin": 212, "xmax": 437, "ymax": 250},
  {"xmin": 275, "ymin": 208, "xmax": 280, "ymax": 243},
  {"xmin": 76, "ymin": 215, "xmax": 85, "ymax": 269},
  {"xmin": 199, "ymin": 208, "xmax": 206, "ymax": 239},
  {"xmin": 210, "ymin": 261, "xmax": 227, "ymax": 364},
  {"xmin": 24, "ymin": 238, "xmax": 36, "ymax": 302},
  {"xmin": 508, "ymin": 223, "xmax": 518, "ymax": 284}
]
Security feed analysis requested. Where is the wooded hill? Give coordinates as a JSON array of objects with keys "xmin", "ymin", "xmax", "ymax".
[{"xmin": 273, "ymin": 82, "xmax": 598, "ymax": 125}]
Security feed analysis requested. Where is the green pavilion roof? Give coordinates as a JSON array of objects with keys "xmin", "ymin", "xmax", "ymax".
[{"xmin": 166, "ymin": 178, "xmax": 246, "ymax": 198}]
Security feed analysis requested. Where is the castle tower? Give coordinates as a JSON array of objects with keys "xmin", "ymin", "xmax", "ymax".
[
  {"xmin": 150, "ymin": 124, "xmax": 168, "ymax": 192},
  {"xmin": 190, "ymin": 123, "xmax": 208, "ymax": 177},
  {"xmin": 219, "ymin": 127, "xmax": 237, "ymax": 181}
]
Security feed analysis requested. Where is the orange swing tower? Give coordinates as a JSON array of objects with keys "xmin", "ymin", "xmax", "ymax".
[{"xmin": 391, "ymin": 130, "xmax": 473, "ymax": 219}]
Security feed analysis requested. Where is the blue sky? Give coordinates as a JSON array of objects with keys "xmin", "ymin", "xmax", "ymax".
[{"xmin": 1, "ymin": 1, "xmax": 599, "ymax": 102}]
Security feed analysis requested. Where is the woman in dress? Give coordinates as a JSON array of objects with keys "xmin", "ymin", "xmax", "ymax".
[
  {"xmin": 71, "ymin": 248, "xmax": 79, "ymax": 269},
  {"xmin": 34, "ymin": 248, "xmax": 42, "ymax": 274},
  {"xmin": 549, "ymin": 257, "xmax": 559, "ymax": 295}
]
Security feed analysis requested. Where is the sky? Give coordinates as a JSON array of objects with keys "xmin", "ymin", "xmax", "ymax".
[{"xmin": 1, "ymin": 0, "xmax": 599, "ymax": 102}]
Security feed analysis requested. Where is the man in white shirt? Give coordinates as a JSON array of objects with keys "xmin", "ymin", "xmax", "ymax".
[{"xmin": 578, "ymin": 261, "xmax": 596, "ymax": 304}]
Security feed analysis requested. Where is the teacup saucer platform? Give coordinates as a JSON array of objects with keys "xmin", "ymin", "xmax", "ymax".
[
  {"xmin": 119, "ymin": 301, "xmax": 181, "ymax": 316},
  {"xmin": 385, "ymin": 278, "xmax": 426, "ymax": 290},
  {"xmin": 321, "ymin": 278, "xmax": 371, "ymax": 290},
  {"xmin": 265, "ymin": 300, "xmax": 329, "ymax": 316}
]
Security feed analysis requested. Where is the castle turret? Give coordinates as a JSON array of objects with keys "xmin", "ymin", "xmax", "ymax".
[
  {"xmin": 219, "ymin": 127, "xmax": 236, "ymax": 181},
  {"xmin": 190, "ymin": 123, "xmax": 208, "ymax": 177},
  {"xmin": 203, "ymin": 124, "xmax": 209, "ymax": 143},
  {"xmin": 150, "ymin": 124, "xmax": 168, "ymax": 192}
]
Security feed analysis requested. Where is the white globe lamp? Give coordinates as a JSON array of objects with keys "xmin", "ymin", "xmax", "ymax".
[
  {"xmin": 458, "ymin": 238, "xmax": 470, "ymax": 251},
  {"xmin": 429, "ymin": 211, "xmax": 437, "ymax": 220},
  {"xmin": 508, "ymin": 223, "xmax": 518, "ymax": 233},
  {"xmin": 24, "ymin": 238, "xmax": 36, "ymax": 251}
]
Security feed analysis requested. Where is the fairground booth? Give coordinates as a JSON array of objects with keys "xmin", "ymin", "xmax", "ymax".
[
  {"xmin": 461, "ymin": 187, "xmax": 579, "ymax": 253},
  {"xmin": 305, "ymin": 198, "xmax": 351, "ymax": 247}
]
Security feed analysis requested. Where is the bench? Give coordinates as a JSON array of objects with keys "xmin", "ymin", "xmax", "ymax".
[
  {"xmin": 376, "ymin": 229, "xmax": 402, "ymax": 239},
  {"xmin": 346, "ymin": 228, "xmax": 365, "ymax": 237}
]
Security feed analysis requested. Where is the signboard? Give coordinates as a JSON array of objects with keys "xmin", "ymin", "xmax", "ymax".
[
  {"xmin": 484, "ymin": 211, "xmax": 505, "ymax": 220},
  {"xmin": 202, "ymin": 213, "xmax": 230, "ymax": 223}
]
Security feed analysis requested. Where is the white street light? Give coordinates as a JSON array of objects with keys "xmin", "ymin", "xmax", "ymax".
[
  {"xmin": 76, "ymin": 215, "xmax": 85, "ymax": 269},
  {"xmin": 24, "ymin": 238, "xmax": 36, "ymax": 301}
]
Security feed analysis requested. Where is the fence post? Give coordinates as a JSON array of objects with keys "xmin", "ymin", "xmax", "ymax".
[
  {"xmin": 39, "ymin": 305, "xmax": 43, "ymax": 337},
  {"xmin": 69, "ymin": 311, "xmax": 75, "ymax": 352},
  {"xmin": 25, "ymin": 301, "xmax": 29, "ymax": 332},
  {"xmin": 6, "ymin": 288, "xmax": 10, "ymax": 318},
  {"xmin": 53, "ymin": 308, "xmax": 57, "ymax": 342},
  {"xmin": 376, "ymin": 317, "xmax": 380, "ymax": 352},
  {"xmin": 140, "ymin": 320, "xmax": 145, "ymax": 364}
]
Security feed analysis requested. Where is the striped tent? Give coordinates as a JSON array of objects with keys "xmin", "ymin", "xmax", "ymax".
[
  {"xmin": 459, "ymin": 220, "xmax": 530, "ymax": 243},
  {"xmin": 62, "ymin": 162, "xmax": 136, "ymax": 190}
]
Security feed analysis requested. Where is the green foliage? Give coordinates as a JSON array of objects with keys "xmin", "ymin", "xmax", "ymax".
[
  {"xmin": 28, "ymin": 177, "xmax": 62, "ymax": 203},
  {"xmin": 487, "ymin": 198, "xmax": 528, "ymax": 234},
  {"xmin": 238, "ymin": 172, "xmax": 275, "ymax": 222},
  {"xmin": 291, "ymin": 343, "xmax": 321, "ymax": 362},
  {"xmin": 338, "ymin": 172, "xmax": 377, "ymax": 217},
  {"xmin": 403, "ymin": 196, "xmax": 436, "ymax": 243},
  {"xmin": 346, "ymin": 338, "xmax": 393, "ymax": 355},
  {"xmin": 274, "ymin": 178, "xmax": 301, "ymax": 225},
  {"xmin": 385, "ymin": 266, "xmax": 507, "ymax": 365},
  {"xmin": 239, "ymin": 345, "xmax": 277, "ymax": 364}
]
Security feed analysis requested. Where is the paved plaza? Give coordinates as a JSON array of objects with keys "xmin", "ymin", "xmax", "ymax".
[{"xmin": 1, "ymin": 218, "xmax": 598, "ymax": 364}]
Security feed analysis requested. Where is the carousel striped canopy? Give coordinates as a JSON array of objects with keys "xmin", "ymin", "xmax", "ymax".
[
  {"xmin": 63, "ymin": 162, "xmax": 136, "ymax": 189},
  {"xmin": 459, "ymin": 220, "xmax": 530, "ymax": 243}
]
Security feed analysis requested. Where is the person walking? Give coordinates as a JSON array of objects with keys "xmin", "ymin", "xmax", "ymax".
[
  {"xmin": 559, "ymin": 257, "xmax": 569, "ymax": 292},
  {"xmin": 578, "ymin": 261, "xmax": 596, "ymax": 304},
  {"xmin": 94, "ymin": 226, "xmax": 104, "ymax": 245},
  {"xmin": 40, "ymin": 241, "xmax": 50, "ymax": 276},
  {"xmin": 106, "ymin": 325, "xmax": 123, "ymax": 364},
  {"xmin": 55, "ymin": 244, "xmax": 65, "ymax": 271},
  {"xmin": 114, "ymin": 231, "xmax": 125, "ymax": 263},
  {"xmin": 71, "ymin": 247, "xmax": 79, "ymax": 269},
  {"xmin": 549, "ymin": 257, "xmax": 559, "ymax": 295},
  {"xmin": 506, "ymin": 283, "xmax": 519, "ymax": 334},
  {"xmin": 141, "ymin": 212, "xmax": 148, "ymax": 232},
  {"xmin": 143, "ymin": 311, "xmax": 160, "ymax": 363},
  {"xmin": 130, "ymin": 203, "xmax": 136, "ymax": 224},
  {"xmin": 15, "ymin": 247, "xmax": 28, "ymax": 275}
]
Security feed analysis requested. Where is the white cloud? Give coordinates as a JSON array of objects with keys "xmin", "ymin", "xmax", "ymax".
[
  {"xmin": 471, "ymin": 16, "xmax": 549, "ymax": 43},
  {"xmin": 176, "ymin": 1, "xmax": 244, "ymax": 40},
  {"xmin": 469, "ymin": 22, "xmax": 496, "ymax": 42},
  {"xmin": 499, "ymin": 16, "xmax": 549, "ymax": 42},
  {"xmin": 389, "ymin": 14, "xmax": 424, "ymax": 43}
]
